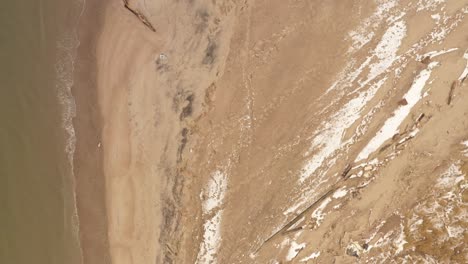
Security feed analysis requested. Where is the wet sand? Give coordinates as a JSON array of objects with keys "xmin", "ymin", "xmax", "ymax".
[{"xmin": 73, "ymin": 0, "xmax": 111, "ymax": 263}]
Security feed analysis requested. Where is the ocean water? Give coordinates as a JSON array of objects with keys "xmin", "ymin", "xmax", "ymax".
[{"xmin": 0, "ymin": 0, "xmax": 83, "ymax": 263}]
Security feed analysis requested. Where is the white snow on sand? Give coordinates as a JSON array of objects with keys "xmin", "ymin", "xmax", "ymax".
[
  {"xmin": 310, "ymin": 197, "xmax": 332, "ymax": 227},
  {"xmin": 300, "ymin": 78, "xmax": 387, "ymax": 183},
  {"xmin": 300, "ymin": 251, "xmax": 321, "ymax": 262},
  {"xmin": 202, "ymin": 170, "xmax": 228, "ymax": 212},
  {"xmin": 196, "ymin": 170, "xmax": 228, "ymax": 264},
  {"xmin": 462, "ymin": 140, "xmax": 468, "ymax": 157},
  {"xmin": 459, "ymin": 50, "xmax": 468, "ymax": 80},
  {"xmin": 348, "ymin": 0, "xmax": 398, "ymax": 52},
  {"xmin": 394, "ymin": 224, "xmax": 407, "ymax": 254},
  {"xmin": 328, "ymin": 18, "xmax": 406, "ymax": 96},
  {"xmin": 436, "ymin": 163, "xmax": 464, "ymax": 188},
  {"xmin": 333, "ymin": 188, "xmax": 348, "ymax": 199},
  {"xmin": 286, "ymin": 241, "xmax": 306, "ymax": 261},
  {"xmin": 417, "ymin": 48, "xmax": 458, "ymax": 60},
  {"xmin": 286, "ymin": 78, "xmax": 387, "ymax": 216},
  {"xmin": 356, "ymin": 61, "xmax": 439, "ymax": 161},
  {"xmin": 416, "ymin": 0, "xmax": 446, "ymax": 12},
  {"xmin": 364, "ymin": 20, "xmax": 407, "ymax": 86}
]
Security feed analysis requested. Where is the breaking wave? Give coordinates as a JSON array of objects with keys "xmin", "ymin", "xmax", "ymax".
[{"xmin": 54, "ymin": 0, "xmax": 86, "ymax": 263}]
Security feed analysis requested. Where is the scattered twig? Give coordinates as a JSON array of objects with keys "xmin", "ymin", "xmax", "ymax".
[
  {"xmin": 123, "ymin": 0, "xmax": 156, "ymax": 32},
  {"xmin": 341, "ymin": 164, "xmax": 352, "ymax": 179},
  {"xmin": 283, "ymin": 226, "xmax": 303, "ymax": 235},
  {"xmin": 254, "ymin": 187, "xmax": 337, "ymax": 253},
  {"xmin": 447, "ymin": 80, "xmax": 460, "ymax": 105},
  {"xmin": 416, "ymin": 113, "xmax": 425, "ymax": 124}
]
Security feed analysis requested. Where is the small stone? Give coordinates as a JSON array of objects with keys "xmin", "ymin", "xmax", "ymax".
[{"xmin": 398, "ymin": 98, "xmax": 408, "ymax": 106}]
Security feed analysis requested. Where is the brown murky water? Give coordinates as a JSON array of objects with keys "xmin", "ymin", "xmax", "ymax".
[{"xmin": 0, "ymin": 0, "xmax": 83, "ymax": 263}]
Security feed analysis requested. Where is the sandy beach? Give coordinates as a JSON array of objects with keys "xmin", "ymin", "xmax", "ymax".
[
  {"xmin": 74, "ymin": 0, "xmax": 236, "ymax": 263},
  {"xmin": 72, "ymin": 0, "xmax": 468, "ymax": 263}
]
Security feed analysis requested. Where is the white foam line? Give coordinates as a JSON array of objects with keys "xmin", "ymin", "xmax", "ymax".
[
  {"xmin": 56, "ymin": 1, "xmax": 86, "ymax": 262},
  {"xmin": 285, "ymin": 79, "xmax": 386, "ymax": 215},
  {"xmin": 196, "ymin": 170, "xmax": 228, "ymax": 264},
  {"xmin": 356, "ymin": 62, "xmax": 439, "ymax": 161}
]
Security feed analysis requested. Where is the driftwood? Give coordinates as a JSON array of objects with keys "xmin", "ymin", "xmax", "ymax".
[
  {"xmin": 341, "ymin": 164, "xmax": 352, "ymax": 179},
  {"xmin": 447, "ymin": 80, "xmax": 460, "ymax": 105},
  {"xmin": 123, "ymin": 0, "xmax": 156, "ymax": 32},
  {"xmin": 254, "ymin": 187, "xmax": 337, "ymax": 253},
  {"xmin": 416, "ymin": 113, "xmax": 425, "ymax": 123}
]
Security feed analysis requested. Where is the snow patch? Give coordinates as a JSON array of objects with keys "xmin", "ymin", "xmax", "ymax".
[
  {"xmin": 333, "ymin": 188, "xmax": 348, "ymax": 199},
  {"xmin": 447, "ymin": 225, "xmax": 464, "ymax": 238},
  {"xmin": 310, "ymin": 197, "xmax": 332, "ymax": 227},
  {"xmin": 365, "ymin": 20, "xmax": 407, "ymax": 86},
  {"xmin": 394, "ymin": 224, "xmax": 407, "ymax": 254},
  {"xmin": 462, "ymin": 140, "xmax": 468, "ymax": 157},
  {"xmin": 416, "ymin": 0, "xmax": 446, "ymax": 12},
  {"xmin": 462, "ymin": 140, "xmax": 468, "ymax": 148},
  {"xmin": 459, "ymin": 50, "xmax": 468, "ymax": 80},
  {"xmin": 436, "ymin": 163, "xmax": 464, "ymax": 188},
  {"xmin": 356, "ymin": 62, "xmax": 439, "ymax": 161},
  {"xmin": 329, "ymin": 19, "xmax": 406, "ymax": 95},
  {"xmin": 348, "ymin": 0, "xmax": 398, "ymax": 52},
  {"xmin": 416, "ymin": 48, "xmax": 458, "ymax": 60},
  {"xmin": 196, "ymin": 170, "xmax": 228, "ymax": 264},
  {"xmin": 301, "ymin": 251, "xmax": 321, "ymax": 262},
  {"xmin": 300, "ymin": 78, "xmax": 386, "ymax": 182},
  {"xmin": 286, "ymin": 242, "xmax": 306, "ymax": 261}
]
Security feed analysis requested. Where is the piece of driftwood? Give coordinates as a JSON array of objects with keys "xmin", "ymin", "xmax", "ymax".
[
  {"xmin": 123, "ymin": 0, "xmax": 156, "ymax": 32},
  {"xmin": 447, "ymin": 80, "xmax": 460, "ymax": 105},
  {"xmin": 341, "ymin": 164, "xmax": 352, "ymax": 179},
  {"xmin": 254, "ymin": 187, "xmax": 337, "ymax": 253},
  {"xmin": 416, "ymin": 113, "xmax": 425, "ymax": 123}
]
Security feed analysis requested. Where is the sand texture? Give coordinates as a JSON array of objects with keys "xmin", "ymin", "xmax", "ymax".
[{"xmin": 74, "ymin": 0, "xmax": 468, "ymax": 263}]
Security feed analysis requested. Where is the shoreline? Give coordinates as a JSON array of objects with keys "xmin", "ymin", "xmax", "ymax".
[
  {"xmin": 71, "ymin": 0, "xmax": 237, "ymax": 262},
  {"xmin": 72, "ymin": 0, "xmax": 112, "ymax": 263}
]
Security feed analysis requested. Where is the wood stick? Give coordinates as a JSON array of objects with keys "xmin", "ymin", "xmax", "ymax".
[
  {"xmin": 123, "ymin": 0, "xmax": 156, "ymax": 32},
  {"xmin": 254, "ymin": 187, "xmax": 337, "ymax": 253},
  {"xmin": 447, "ymin": 80, "xmax": 459, "ymax": 105}
]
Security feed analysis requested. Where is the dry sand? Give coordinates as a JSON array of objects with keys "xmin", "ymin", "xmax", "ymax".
[{"xmin": 73, "ymin": 0, "xmax": 468, "ymax": 263}]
